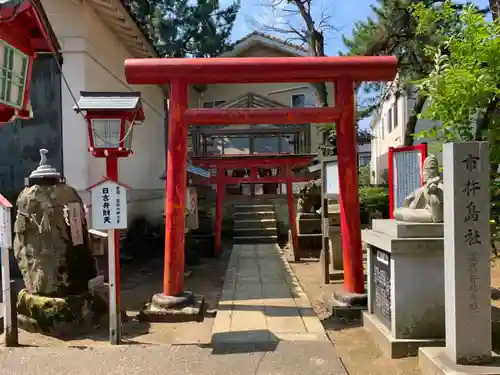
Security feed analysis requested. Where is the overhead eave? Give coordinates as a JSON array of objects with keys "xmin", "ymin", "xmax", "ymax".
[
  {"xmin": 222, "ymin": 34, "xmax": 308, "ymax": 58},
  {"xmin": 84, "ymin": 0, "xmax": 157, "ymax": 58}
]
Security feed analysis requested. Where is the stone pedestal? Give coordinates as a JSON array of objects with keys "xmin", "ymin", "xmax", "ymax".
[
  {"xmin": 137, "ymin": 292, "xmax": 205, "ymax": 323},
  {"xmin": 329, "ymin": 226, "xmax": 343, "ymax": 271},
  {"xmin": 297, "ymin": 212, "xmax": 321, "ymax": 234},
  {"xmin": 293, "ymin": 213, "xmax": 322, "ymax": 258},
  {"xmin": 362, "ymin": 219, "xmax": 445, "ymax": 358}
]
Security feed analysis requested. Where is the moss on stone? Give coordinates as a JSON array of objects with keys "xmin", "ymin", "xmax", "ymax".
[{"xmin": 17, "ymin": 289, "xmax": 108, "ymax": 335}]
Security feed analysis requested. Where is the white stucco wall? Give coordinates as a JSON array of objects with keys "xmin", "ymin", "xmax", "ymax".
[{"xmin": 43, "ymin": 0, "xmax": 166, "ymax": 223}]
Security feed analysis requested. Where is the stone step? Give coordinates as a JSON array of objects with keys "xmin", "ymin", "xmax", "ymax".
[
  {"xmin": 233, "ymin": 218, "xmax": 277, "ymax": 229},
  {"xmin": 233, "ymin": 204, "xmax": 274, "ymax": 213},
  {"xmin": 233, "ymin": 211, "xmax": 275, "ymax": 219},
  {"xmin": 233, "ymin": 227, "xmax": 278, "ymax": 237},
  {"xmin": 233, "ymin": 235, "xmax": 278, "ymax": 244}
]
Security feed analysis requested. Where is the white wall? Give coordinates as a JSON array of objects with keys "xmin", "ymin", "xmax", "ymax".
[
  {"xmin": 370, "ymin": 84, "xmax": 441, "ymax": 184},
  {"xmin": 43, "ymin": 0, "xmax": 166, "ymax": 222}
]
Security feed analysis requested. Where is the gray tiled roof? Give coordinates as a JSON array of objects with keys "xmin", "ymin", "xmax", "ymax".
[
  {"xmin": 159, "ymin": 164, "xmax": 211, "ymax": 180},
  {"xmin": 74, "ymin": 91, "xmax": 142, "ymax": 112}
]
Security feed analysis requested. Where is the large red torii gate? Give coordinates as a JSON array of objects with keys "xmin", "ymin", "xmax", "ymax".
[{"xmin": 124, "ymin": 56, "xmax": 398, "ymax": 298}]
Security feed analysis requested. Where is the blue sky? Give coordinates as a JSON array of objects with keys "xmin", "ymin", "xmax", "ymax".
[{"xmin": 220, "ymin": 0, "xmax": 492, "ymax": 129}]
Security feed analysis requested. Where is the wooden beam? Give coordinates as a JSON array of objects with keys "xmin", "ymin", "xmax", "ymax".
[
  {"xmin": 191, "ymin": 154, "xmax": 315, "ymax": 168},
  {"xmin": 184, "ymin": 107, "xmax": 341, "ymax": 125},
  {"xmin": 125, "ymin": 56, "xmax": 398, "ymax": 84},
  {"xmin": 205, "ymin": 175, "xmax": 312, "ymax": 184}
]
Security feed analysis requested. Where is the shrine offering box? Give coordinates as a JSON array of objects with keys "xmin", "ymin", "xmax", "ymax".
[{"xmin": 362, "ymin": 219, "xmax": 445, "ymax": 359}]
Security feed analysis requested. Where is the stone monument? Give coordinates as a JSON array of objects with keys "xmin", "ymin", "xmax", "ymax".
[
  {"xmin": 419, "ymin": 142, "xmax": 498, "ymax": 375},
  {"xmin": 14, "ymin": 149, "xmax": 107, "ymax": 336},
  {"xmin": 362, "ymin": 154, "xmax": 446, "ymax": 358}
]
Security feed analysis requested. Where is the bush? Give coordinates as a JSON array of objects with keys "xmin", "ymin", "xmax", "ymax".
[{"xmin": 358, "ymin": 186, "xmax": 390, "ymax": 223}]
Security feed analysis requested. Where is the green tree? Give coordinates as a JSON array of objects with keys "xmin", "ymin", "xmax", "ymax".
[
  {"xmin": 412, "ymin": 1, "xmax": 499, "ymax": 159},
  {"xmin": 342, "ymin": 0, "xmax": 488, "ymax": 146},
  {"xmin": 122, "ymin": 0, "xmax": 240, "ymax": 57},
  {"xmin": 412, "ymin": 0, "xmax": 500, "ymax": 252}
]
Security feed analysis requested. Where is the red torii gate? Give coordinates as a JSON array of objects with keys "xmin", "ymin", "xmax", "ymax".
[
  {"xmin": 124, "ymin": 56, "xmax": 398, "ymax": 298},
  {"xmin": 191, "ymin": 153, "xmax": 316, "ymax": 260}
]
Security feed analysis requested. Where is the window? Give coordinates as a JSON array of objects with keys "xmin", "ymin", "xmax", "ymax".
[
  {"xmin": 387, "ymin": 108, "xmax": 393, "ymax": 133},
  {"xmin": 202, "ymin": 100, "xmax": 226, "ymax": 108},
  {"xmin": 291, "ymin": 94, "xmax": 306, "ymax": 108},
  {"xmin": 359, "ymin": 155, "xmax": 371, "ymax": 167},
  {"xmin": 0, "ymin": 40, "xmax": 29, "ymax": 109},
  {"xmin": 393, "ymin": 98, "xmax": 399, "ymax": 128}
]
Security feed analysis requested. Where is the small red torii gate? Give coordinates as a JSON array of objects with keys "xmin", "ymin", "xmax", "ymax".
[
  {"xmin": 191, "ymin": 153, "xmax": 316, "ymax": 259},
  {"xmin": 124, "ymin": 56, "xmax": 398, "ymax": 298}
]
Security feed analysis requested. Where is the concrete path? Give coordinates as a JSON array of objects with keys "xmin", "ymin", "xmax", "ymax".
[
  {"xmin": 212, "ymin": 243, "xmax": 328, "ymax": 344},
  {"xmin": 0, "ymin": 342, "xmax": 348, "ymax": 375}
]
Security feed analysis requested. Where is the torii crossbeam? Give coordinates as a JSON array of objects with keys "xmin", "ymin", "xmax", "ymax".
[{"xmin": 124, "ymin": 55, "xmax": 398, "ymax": 299}]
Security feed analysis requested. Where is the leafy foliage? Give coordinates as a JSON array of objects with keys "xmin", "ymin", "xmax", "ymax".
[
  {"xmin": 413, "ymin": 1, "xmax": 499, "ymax": 142},
  {"xmin": 412, "ymin": 1, "xmax": 500, "ymax": 252},
  {"xmin": 359, "ymin": 186, "xmax": 390, "ymax": 222},
  {"xmin": 122, "ymin": 0, "xmax": 240, "ymax": 57},
  {"xmin": 341, "ymin": 0, "xmax": 487, "ymax": 145},
  {"xmin": 358, "ymin": 165, "xmax": 371, "ymax": 186}
]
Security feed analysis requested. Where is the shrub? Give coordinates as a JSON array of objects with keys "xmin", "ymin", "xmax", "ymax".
[{"xmin": 358, "ymin": 186, "xmax": 390, "ymax": 223}]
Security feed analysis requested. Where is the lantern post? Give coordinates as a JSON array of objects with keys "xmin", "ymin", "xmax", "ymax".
[
  {"xmin": 0, "ymin": 0, "xmax": 60, "ymax": 123},
  {"xmin": 74, "ymin": 91, "xmax": 144, "ymax": 344}
]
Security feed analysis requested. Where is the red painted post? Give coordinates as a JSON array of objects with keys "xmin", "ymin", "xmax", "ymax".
[
  {"xmin": 214, "ymin": 167, "xmax": 224, "ymax": 255},
  {"xmin": 105, "ymin": 154, "xmax": 121, "ymax": 309},
  {"xmin": 285, "ymin": 165, "xmax": 299, "ymax": 261},
  {"xmin": 164, "ymin": 80, "xmax": 189, "ymax": 296},
  {"xmin": 335, "ymin": 79, "xmax": 364, "ymax": 294}
]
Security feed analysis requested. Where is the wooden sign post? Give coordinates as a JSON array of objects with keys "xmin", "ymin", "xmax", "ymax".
[
  {"xmin": 88, "ymin": 178, "xmax": 129, "ymax": 345},
  {"xmin": 321, "ymin": 156, "xmax": 340, "ymax": 284},
  {"xmin": 0, "ymin": 193, "xmax": 15, "ymax": 346}
]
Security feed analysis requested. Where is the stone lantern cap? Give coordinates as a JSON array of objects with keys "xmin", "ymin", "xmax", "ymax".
[{"xmin": 29, "ymin": 149, "xmax": 61, "ymax": 180}]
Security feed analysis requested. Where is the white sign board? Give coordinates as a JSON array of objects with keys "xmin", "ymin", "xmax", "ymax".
[
  {"xmin": 392, "ymin": 150, "xmax": 423, "ymax": 209},
  {"xmin": 325, "ymin": 160, "xmax": 339, "ymax": 195},
  {"xmin": 0, "ymin": 205, "xmax": 12, "ymax": 249},
  {"xmin": 90, "ymin": 180, "xmax": 128, "ymax": 230},
  {"xmin": 67, "ymin": 202, "xmax": 84, "ymax": 246}
]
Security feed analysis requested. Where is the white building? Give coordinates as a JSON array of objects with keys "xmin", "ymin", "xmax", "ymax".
[
  {"xmin": 370, "ymin": 80, "xmax": 441, "ymax": 185},
  {"xmin": 42, "ymin": 0, "xmax": 167, "ymax": 221}
]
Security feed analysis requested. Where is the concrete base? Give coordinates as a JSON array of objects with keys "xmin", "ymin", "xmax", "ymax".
[
  {"xmin": 323, "ymin": 289, "xmax": 367, "ymax": 320},
  {"xmin": 137, "ymin": 293, "xmax": 205, "ymax": 323},
  {"xmin": 363, "ymin": 312, "xmax": 444, "ymax": 359},
  {"xmin": 419, "ymin": 347, "xmax": 500, "ymax": 375},
  {"xmin": 329, "ymin": 270, "xmax": 344, "ymax": 281}
]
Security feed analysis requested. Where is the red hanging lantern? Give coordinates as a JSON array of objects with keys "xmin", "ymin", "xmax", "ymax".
[{"xmin": 0, "ymin": 0, "xmax": 60, "ymax": 123}]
